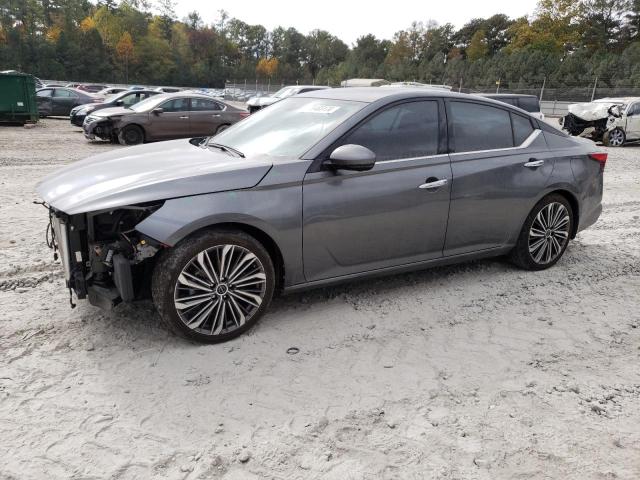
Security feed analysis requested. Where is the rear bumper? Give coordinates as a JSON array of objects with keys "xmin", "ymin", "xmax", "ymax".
[{"xmin": 70, "ymin": 114, "xmax": 86, "ymax": 127}]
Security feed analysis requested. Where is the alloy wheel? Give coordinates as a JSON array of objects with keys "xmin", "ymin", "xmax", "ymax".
[
  {"xmin": 528, "ymin": 202, "xmax": 570, "ymax": 265},
  {"xmin": 608, "ymin": 128, "xmax": 625, "ymax": 147},
  {"xmin": 173, "ymin": 244, "xmax": 267, "ymax": 336}
]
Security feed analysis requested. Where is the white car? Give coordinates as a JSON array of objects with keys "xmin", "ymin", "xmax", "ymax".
[
  {"xmin": 560, "ymin": 97, "xmax": 640, "ymax": 146},
  {"xmin": 246, "ymin": 85, "xmax": 330, "ymax": 113}
]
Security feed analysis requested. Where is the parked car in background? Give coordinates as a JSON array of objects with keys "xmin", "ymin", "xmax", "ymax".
[
  {"xmin": 36, "ymin": 87, "xmax": 100, "ymax": 117},
  {"xmin": 77, "ymin": 84, "xmax": 108, "ymax": 93},
  {"xmin": 37, "ymin": 88, "xmax": 605, "ymax": 343},
  {"xmin": 65, "ymin": 83, "xmax": 83, "ymax": 89},
  {"xmin": 559, "ymin": 97, "xmax": 640, "ymax": 147},
  {"xmin": 246, "ymin": 85, "xmax": 330, "ymax": 113},
  {"xmin": 155, "ymin": 86, "xmax": 182, "ymax": 93},
  {"xmin": 70, "ymin": 89, "xmax": 160, "ymax": 126},
  {"xmin": 83, "ymin": 92, "xmax": 248, "ymax": 144},
  {"xmin": 96, "ymin": 87, "xmax": 127, "ymax": 96},
  {"xmin": 478, "ymin": 94, "xmax": 544, "ymax": 120}
]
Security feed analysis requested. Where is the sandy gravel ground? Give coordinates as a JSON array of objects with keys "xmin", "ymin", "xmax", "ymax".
[{"xmin": 1, "ymin": 119, "xmax": 639, "ymax": 480}]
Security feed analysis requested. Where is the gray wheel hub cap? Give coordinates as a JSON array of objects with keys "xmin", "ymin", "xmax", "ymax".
[
  {"xmin": 528, "ymin": 202, "xmax": 570, "ymax": 264},
  {"xmin": 174, "ymin": 244, "xmax": 266, "ymax": 335},
  {"xmin": 609, "ymin": 129, "xmax": 624, "ymax": 146}
]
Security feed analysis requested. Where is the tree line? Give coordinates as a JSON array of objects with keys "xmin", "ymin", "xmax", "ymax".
[{"xmin": 1, "ymin": 0, "xmax": 640, "ymax": 92}]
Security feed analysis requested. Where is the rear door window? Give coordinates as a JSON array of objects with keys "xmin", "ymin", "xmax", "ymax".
[
  {"xmin": 54, "ymin": 89, "xmax": 77, "ymax": 98},
  {"xmin": 449, "ymin": 101, "xmax": 513, "ymax": 152},
  {"xmin": 342, "ymin": 100, "xmax": 440, "ymax": 160},
  {"xmin": 37, "ymin": 89, "xmax": 53, "ymax": 97},
  {"xmin": 511, "ymin": 113, "xmax": 535, "ymax": 145},
  {"xmin": 190, "ymin": 98, "xmax": 222, "ymax": 111}
]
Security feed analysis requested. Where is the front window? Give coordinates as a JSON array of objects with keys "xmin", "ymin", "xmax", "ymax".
[
  {"xmin": 210, "ymin": 97, "xmax": 365, "ymax": 158},
  {"xmin": 272, "ymin": 87, "xmax": 295, "ymax": 99}
]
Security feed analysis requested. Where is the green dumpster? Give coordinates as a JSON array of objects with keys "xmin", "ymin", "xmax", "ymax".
[{"xmin": 0, "ymin": 72, "xmax": 38, "ymax": 124}]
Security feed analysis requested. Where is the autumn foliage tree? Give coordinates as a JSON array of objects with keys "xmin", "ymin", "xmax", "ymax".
[{"xmin": 116, "ymin": 32, "xmax": 134, "ymax": 82}]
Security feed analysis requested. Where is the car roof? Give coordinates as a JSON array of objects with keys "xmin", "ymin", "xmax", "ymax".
[
  {"xmin": 479, "ymin": 93, "xmax": 538, "ymax": 99},
  {"xmin": 297, "ymin": 86, "xmax": 519, "ymax": 105},
  {"xmin": 594, "ymin": 97, "xmax": 640, "ymax": 103}
]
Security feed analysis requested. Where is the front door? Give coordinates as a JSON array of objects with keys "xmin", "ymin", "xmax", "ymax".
[
  {"xmin": 302, "ymin": 99, "xmax": 452, "ymax": 282},
  {"xmin": 443, "ymin": 100, "xmax": 553, "ymax": 256},
  {"xmin": 148, "ymin": 97, "xmax": 191, "ymax": 140},
  {"xmin": 624, "ymin": 102, "xmax": 640, "ymax": 140}
]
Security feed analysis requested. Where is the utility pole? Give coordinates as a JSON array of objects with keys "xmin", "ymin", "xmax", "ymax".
[
  {"xmin": 459, "ymin": 78, "xmax": 463, "ymax": 93},
  {"xmin": 591, "ymin": 76, "xmax": 598, "ymax": 102},
  {"xmin": 540, "ymin": 76, "xmax": 546, "ymax": 102},
  {"xmin": 496, "ymin": 79, "xmax": 501, "ymax": 94}
]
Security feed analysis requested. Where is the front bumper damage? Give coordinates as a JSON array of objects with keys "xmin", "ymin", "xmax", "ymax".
[
  {"xmin": 46, "ymin": 205, "xmax": 163, "ymax": 310},
  {"xmin": 83, "ymin": 117, "xmax": 116, "ymax": 141},
  {"xmin": 560, "ymin": 102, "xmax": 624, "ymax": 141}
]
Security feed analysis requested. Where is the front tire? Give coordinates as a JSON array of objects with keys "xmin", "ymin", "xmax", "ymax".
[
  {"xmin": 151, "ymin": 230, "xmax": 275, "ymax": 343},
  {"xmin": 603, "ymin": 127, "xmax": 625, "ymax": 147},
  {"xmin": 510, "ymin": 194, "xmax": 574, "ymax": 270},
  {"xmin": 118, "ymin": 125, "xmax": 145, "ymax": 145}
]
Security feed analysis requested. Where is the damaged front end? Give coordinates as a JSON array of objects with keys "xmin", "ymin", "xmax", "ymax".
[
  {"xmin": 46, "ymin": 203, "xmax": 164, "ymax": 309},
  {"xmin": 83, "ymin": 115, "xmax": 117, "ymax": 141},
  {"xmin": 560, "ymin": 102, "xmax": 624, "ymax": 142}
]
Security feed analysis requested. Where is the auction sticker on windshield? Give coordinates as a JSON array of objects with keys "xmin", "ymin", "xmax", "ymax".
[{"xmin": 298, "ymin": 104, "xmax": 341, "ymax": 114}]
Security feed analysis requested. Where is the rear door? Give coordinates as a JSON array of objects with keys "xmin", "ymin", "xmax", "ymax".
[
  {"xmin": 52, "ymin": 88, "xmax": 79, "ymax": 115},
  {"xmin": 302, "ymin": 99, "xmax": 452, "ymax": 281},
  {"xmin": 148, "ymin": 97, "xmax": 191, "ymax": 140},
  {"xmin": 188, "ymin": 97, "xmax": 225, "ymax": 136},
  {"xmin": 444, "ymin": 100, "xmax": 552, "ymax": 256}
]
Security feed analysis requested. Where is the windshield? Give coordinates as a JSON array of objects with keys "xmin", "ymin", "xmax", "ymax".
[
  {"xmin": 208, "ymin": 97, "xmax": 365, "ymax": 158},
  {"xmin": 130, "ymin": 95, "xmax": 166, "ymax": 112}
]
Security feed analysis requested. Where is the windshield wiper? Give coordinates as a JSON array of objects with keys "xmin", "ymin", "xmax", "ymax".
[{"xmin": 208, "ymin": 142, "xmax": 245, "ymax": 158}]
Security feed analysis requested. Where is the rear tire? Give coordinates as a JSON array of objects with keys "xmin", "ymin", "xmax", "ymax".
[
  {"xmin": 118, "ymin": 125, "xmax": 144, "ymax": 145},
  {"xmin": 151, "ymin": 229, "xmax": 275, "ymax": 343},
  {"xmin": 603, "ymin": 127, "xmax": 625, "ymax": 147},
  {"xmin": 509, "ymin": 194, "xmax": 574, "ymax": 271}
]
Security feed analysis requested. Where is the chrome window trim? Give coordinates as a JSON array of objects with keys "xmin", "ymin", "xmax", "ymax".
[
  {"xmin": 377, "ymin": 153, "xmax": 449, "ymax": 164},
  {"xmin": 449, "ymin": 129, "xmax": 541, "ymax": 157}
]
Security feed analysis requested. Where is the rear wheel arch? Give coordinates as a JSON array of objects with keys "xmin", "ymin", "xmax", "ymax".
[{"xmin": 548, "ymin": 189, "xmax": 580, "ymax": 238}]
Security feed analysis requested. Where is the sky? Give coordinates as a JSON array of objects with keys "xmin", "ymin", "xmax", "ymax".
[{"xmin": 173, "ymin": 0, "xmax": 539, "ymax": 45}]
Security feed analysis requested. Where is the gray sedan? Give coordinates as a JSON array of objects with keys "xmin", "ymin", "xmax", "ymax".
[{"xmin": 37, "ymin": 88, "xmax": 605, "ymax": 343}]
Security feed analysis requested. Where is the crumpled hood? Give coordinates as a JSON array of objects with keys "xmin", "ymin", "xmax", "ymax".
[
  {"xmin": 246, "ymin": 96, "xmax": 279, "ymax": 108},
  {"xmin": 91, "ymin": 106, "xmax": 131, "ymax": 118},
  {"xmin": 569, "ymin": 102, "xmax": 623, "ymax": 121},
  {"xmin": 36, "ymin": 139, "xmax": 273, "ymax": 214}
]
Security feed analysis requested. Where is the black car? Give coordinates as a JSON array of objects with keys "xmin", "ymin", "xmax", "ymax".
[
  {"xmin": 477, "ymin": 94, "xmax": 544, "ymax": 120},
  {"xmin": 36, "ymin": 87, "xmax": 99, "ymax": 117},
  {"xmin": 70, "ymin": 89, "xmax": 160, "ymax": 127}
]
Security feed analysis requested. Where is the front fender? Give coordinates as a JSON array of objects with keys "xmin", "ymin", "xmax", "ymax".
[{"xmin": 134, "ymin": 166, "xmax": 307, "ymax": 286}]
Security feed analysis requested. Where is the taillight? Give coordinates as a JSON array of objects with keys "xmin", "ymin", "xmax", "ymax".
[
  {"xmin": 589, "ymin": 152, "xmax": 607, "ymax": 171},
  {"xmin": 239, "ymin": 112, "xmax": 249, "ymax": 118}
]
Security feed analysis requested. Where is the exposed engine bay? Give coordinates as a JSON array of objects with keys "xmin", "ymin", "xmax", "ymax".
[
  {"xmin": 47, "ymin": 203, "xmax": 164, "ymax": 309},
  {"xmin": 560, "ymin": 101, "xmax": 624, "ymax": 141}
]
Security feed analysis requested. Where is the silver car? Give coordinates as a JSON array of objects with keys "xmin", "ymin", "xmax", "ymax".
[
  {"xmin": 246, "ymin": 85, "xmax": 330, "ymax": 113},
  {"xmin": 37, "ymin": 88, "xmax": 605, "ymax": 343}
]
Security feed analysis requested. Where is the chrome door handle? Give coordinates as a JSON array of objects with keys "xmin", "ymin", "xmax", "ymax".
[
  {"xmin": 179, "ymin": 116, "xmax": 188, "ymax": 119},
  {"xmin": 524, "ymin": 159, "xmax": 544, "ymax": 168},
  {"xmin": 212, "ymin": 114, "xmax": 221, "ymax": 117},
  {"xmin": 419, "ymin": 178, "xmax": 448, "ymax": 189}
]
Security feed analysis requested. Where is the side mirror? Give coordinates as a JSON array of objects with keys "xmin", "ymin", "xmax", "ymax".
[
  {"xmin": 115, "ymin": 100, "xmax": 124, "ymax": 106},
  {"xmin": 152, "ymin": 107, "xmax": 164, "ymax": 115},
  {"xmin": 327, "ymin": 144, "xmax": 376, "ymax": 172}
]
